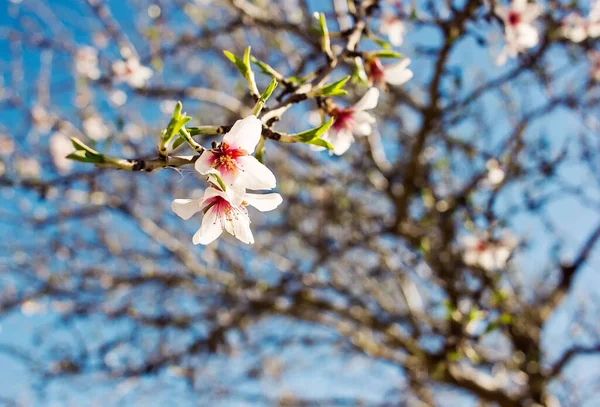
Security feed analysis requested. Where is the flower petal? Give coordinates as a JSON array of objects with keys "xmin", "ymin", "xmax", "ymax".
[
  {"xmin": 195, "ymin": 150, "xmax": 216, "ymax": 175},
  {"xmin": 171, "ymin": 199, "xmax": 202, "ymax": 220},
  {"xmin": 223, "ymin": 115, "xmax": 262, "ymax": 153},
  {"xmin": 352, "ymin": 88, "xmax": 379, "ymax": 112},
  {"xmin": 223, "ymin": 208, "xmax": 254, "ymax": 244},
  {"xmin": 245, "ymin": 193, "xmax": 283, "ymax": 212},
  {"xmin": 328, "ymin": 129, "xmax": 355, "ymax": 156},
  {"xmin": 384, "ymin": 60, "xmax": 414, "ymax": 85},
  {"xmin": 193, "ymin": 206, "xmax": 223, "ymax": 245},
  {"xmin": 235, "ymin": 155, "xmax": 277, "ymax": 190}
]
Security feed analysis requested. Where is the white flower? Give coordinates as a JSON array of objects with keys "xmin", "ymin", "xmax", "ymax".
[
  {"xmin": 562, "ymin": 1, "xmax": 600, "ymax": 43},
  {"xmin": 15, "ymin": 157, "xmax": 41, "ymax": 179},
  {"xmin": 82, "ymin": 115, "xmax": 110, "ymax": 141},
  {"xmin": 49, "ymin": 131, "xmax": 74, "ymax": 174},
  {"xmin": 31, "ymin": 105, "xmax": 54, "ymax": 133},
  {"xmin": 315, "ymin": 88, "xmax": 379, "ymax": 156},
  {"xmin": 172, "ymin": 186, "xmax": 283, "ymax": 245},
  {"xmin": 482, "ymin": 159, "xmax": 505, "ymax": 188},
  {"xmin": 74, "ymin": 46, "xmax": 100, "ymax": 80},
  {"xmin": 195, "ymin": 115, "xmax": 276, "ymax": 204},
  {"xmin": 461, "ymin": 231, "xmax": 518, "ymax": 271},
  {"xmin": 109, "ymin": 89, "xmax": 127, "ymax": 106},
  {"xmin": 366, "ymin": 58, "xmax": 413, "ymax": 89},
  {"xmin": 112, "ymin": 57, "xmax": 153, "ymax": 88},
  {"xmin": 380, "ymin": 15, "xmax": 406, "ymax": 47},
  {"xmin": 496, "ymin": 0, "xmax": 543, "ymax": 65}
]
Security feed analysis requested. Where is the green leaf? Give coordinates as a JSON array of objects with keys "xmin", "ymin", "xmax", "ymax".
[
  {"xmin": 70, "ymin": 137, "xmax": 101, "ymax": 156},
  {"xmin": 208, "ymin": 171, "xmax": 227, "ymax": 192},
  {"xmin": 260, "ymin": 79, "xmax": 278, "ymax": 103},
  {"xmin": 372, "ymin": 36, "xmax": 391, "ymax": 49},
  {"xmin": 371, "ymin": 50, "xmax": 403, "ymax": 59},
  {"xmin": 251, "ymin": 56, "xmax": 276, "ymax": 76},
  {"xmin": 293, "ymin": 117, "xmax": 333, "ymax": 142},
  {"xmin": 162, "ymin": 101, "xmax": 191, "ymax": 144},
  {"xmin": 319, "ymin": 75, "xmax": 351, "ymax": 96},
  {"xmin": 306, "ymin": 138, "xmax": 333, "ymax": 150},
  {"xmin": 66, "ymin": 150, "xmax": 105, "ymax": 164},
  {"xmin": 223, "ymin": 50, "xmax": 248, "ymax": 76}
]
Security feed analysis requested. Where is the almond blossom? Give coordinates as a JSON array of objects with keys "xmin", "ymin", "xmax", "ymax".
[
  {"xmin": 496, "ymin": 0, "xmax": 543, "ymax": 65},
  {"xmin": 171, "ymin": 186, "xmax": 282, "ymax": 245},
  {"xmin": 366, "ymin": 58, "xmax": 413, "ymax": 89},
  {"xmin": 562, "ymin": 1, "xmax": 600, "ymax": 43},
  {"xmin": 461, "ymin": 232, "xmax": 518, "ymax": 271},
  {"xmin": 49, "ymin": 131, "xmax": 74, "ymax": 174},
  {"xmin": 316, "ymin": 88, "xmax": 380, "ymax": 156},
  {"xmin": 195, "ymin": 115, "xmax": 276, "ymax": 203},
  {"xmin": 380, "ymin": 14, "xmax": 406, "ymax": 47},
  {"xmin": 112, "ymin": 57, "xmax": 153, "ymax": 88},
  {"xmin": 74, "ymin": 46, "xmax": 101, "ymax": 80}
]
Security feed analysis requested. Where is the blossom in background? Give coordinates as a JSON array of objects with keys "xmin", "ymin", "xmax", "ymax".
[
  {"xmin": 562, "ymin": 1, "xmax": 600, "ymax": 43},
  {"xmin": 49, "ymin": 131, "xmax": 74, "ymax": 174},
  {"xmin": 14, "ymin": 157, "xmax": 41, "ymax": 179},
  {"xmin": 172, "ymin": 186, "xmax": 282, "ymax": 245},
  {"xmin": 461, "ymin": 231, "xmax": 518, "ymax": 271},
  {"xmin": 31, "ymin": 105, "xmax": 54, "ymax": 133},
  {"xmin": 380, "ymin": 14, "xmax": 406, "ymax": 47},
  {"xmin": 112, "ymin": 57, "xmax": 153, "ymax": 88},
  {"xmin": 496, "ymin": 0, "xmax": 543, "ymax": 65},
  {"xmin": 482, "ymin": 159, "xmax": 505, "ymax": 188},
  {"xmin": 314, "ymin": 88, "xmax": 379, "ymax": 156},
  {"xmin": 366, "ymin": 58, "xmax": 413, "ymax": 89},
  {"xmin": 195, "ymin": 115, "xmax": 276, "ymax": 204},
  {"xmin": 0, "ymin": 133, "xmax": 15, "ymax": 156},
  {"xmin": 82, "ymin": 115, "xmax": 110, "ymax": 141},
  {"xmin": 74, "ymin": 46, "xmax": 101, "ymax": 80}
]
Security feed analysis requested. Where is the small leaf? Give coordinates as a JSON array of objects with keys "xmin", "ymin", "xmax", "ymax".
[
  {"xmin": 293, "ymin": 118, "xmax": 333, "ymax": 142},
  {"xmin": 223, "ymin": 50, "xmax": 248, "ymax": 76},
  {"xmin": 319, "ymin": 75, "xmax": 351, "ymax": 96},
  {"xmin": 306, "ymin": 138, "xmax": 333, "ymax": 150},
  {"xmin": 260, "ymin": 79, "xmax": 278, "ymax": 103},
  {"xmin": 371, "ymin": 50, "xmax": 403, "ymax": 59}
]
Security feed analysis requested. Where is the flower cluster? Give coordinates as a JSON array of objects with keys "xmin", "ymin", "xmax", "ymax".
[
  {"xmin": 562, "ymin": 1, "xmax": 600, "ymax": 43},
  {"xmin": 461, "ymin": 232, "xmax": 518, "ymax": 271},
  {"xmin": 172, "ymin": 116, "xmax": 282, "ymax": 245},
  {"xmin": 496, "ymin": 0, "xmax": 543, "ymax": 65}
]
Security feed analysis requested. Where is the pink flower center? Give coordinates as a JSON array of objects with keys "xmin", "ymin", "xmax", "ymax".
[
  {"xmin": 508, "ymin": 11, "xmax": 521, "ymax": 26},
  {"xmin": 210, "ymin": 142, "xmax": 247, "ymax": 174},
  {"xmin": 475, "ymin": 241, "xmax": 489, "ymax": 252},
  {"xmin": 368, "ymin": 59, "xmax": 386, "ymax": 86},
  {"xmin": 332, "ymin": 109, "xmax": 355, "ymax": 131}
]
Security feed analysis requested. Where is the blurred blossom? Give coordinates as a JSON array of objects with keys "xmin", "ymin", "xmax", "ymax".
[
  {"xmin": 461, "ymin": 231, "xmax": 518, "ymax": 271},
  {"xmin": 160, "ymin": 100, "xmax": 178, "ymax": 114},
  {"xmin": 495, "ymin": 0, "xmax": 542, "ymax": 65},
  {"xmin": 123, "ymin": 122, "xmax": 144, "ymax": 141},
  {"xmin": 93, "ymin": 31, "xmax": 109, "ymax": 49},
  {"xmin": 74, "ymin": 46, "xmax": 101, "ymax": 80},
  {"xmin": 109, "ymin": 89, "xmax": 127, "ymax": 106},
  {"xmin": 562, "ymin": 1, "xmax": 600, "ymax": 43},
  {"xmin": 21, "ymin": 300, "xmax": 45, "ymax": 316},
  {"xmin": 49, "ymin": 131, "xmax": 74, "ymax": 174},
  {"xmin": 366, "ymin": 58, "xmax": 413, "ymax": 89},
  {"xmin": 148, "ymin": 4, "xmax": 161, "ymax": 18},
  {"xmin": 0, "ymin": 134, "xmax": 15, "ymax": 156},
  {"xmin": 31, "ymin": 105, "xmax": 54, "ymax": 133},
  {"xmin": 15, "ymin": 157, "xmax": 41, "ymax": 178},
  {"xmin": 83, "ymin": 115, "xmax": 110, "ymax": 141},
  {"xmin": 311, "ymin": 88, "xmax": 380, "ymax": 156},
  {"xmin": 482, "ymin": 159, "xmax": 505, "ymax": 188},
  {"xmin": 380, "ymin": 15, "xmax": 406, "ymax": 47},
  {"xmin": 112, "ymin": 57, "xmax": 153, "ymax": 88}
]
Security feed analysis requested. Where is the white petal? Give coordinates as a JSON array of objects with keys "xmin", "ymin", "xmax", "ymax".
[
  {"xmin": 308, "ymin": 110, "xmax": 324, "ymax": 127},
  {"xmin": 388, "ymin": 21, "xmax": 405, "ymax": 46},
  {"xmin": 479, "ymin": 251, "xmax": 495, "ymax": 271},
  {"xmin": 235, "ymin": 155, "xmax": 277, "ymax": 190},
  {"xmin": 245, "ymin": 193, "xmax": 283, "ymax": 212},
  {"xmin": 522, "ymin": 4, "xmax": 543, "ymax": 22},
  {"xmin": 193, "ymin": 206, "xmax": 223, "ymax": 245},
  {"xmin": 223, "ymin": 209, "xmax": 254, "ymax": 244},
  {"xmin": 516, "ymin": 24, "xmax": 539, "ymax": 49},
  {"xmin": 195, "ymin": 150, "xmax": 215, "ymax": 174},
  {"xmin": 328, "ymin": 129, "xmax": 355, "ymax": 156},
  {"xmin": 223, "ymin": 115, "xmax": 262, "ymax": 153},
  {"xmin": 384, "ymin": 60, "xmax": 414, "ymax": 86},
  {"xmin": 352, "ymin": 87, "xmax": 379, "ymax": 112},
  {"xmin": 225, "ymin": 184, "xmax": 246, "ymax": 207},
  {"xmin": 172, "ymin": 199, "xmax": 202, "ymax": 220}
]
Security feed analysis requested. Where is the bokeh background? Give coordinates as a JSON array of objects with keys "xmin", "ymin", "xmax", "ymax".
[{"xmin": 1, "ymin": 0, "xmax": 600, "ymax": 405}]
